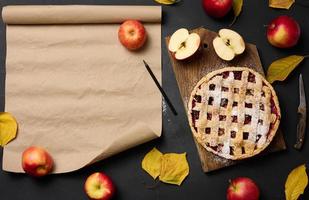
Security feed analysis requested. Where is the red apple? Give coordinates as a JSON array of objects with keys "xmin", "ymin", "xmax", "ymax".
[
  {"xmin": 202, "ymin": 0, "xmax": 233, "ymax": 18},
  {"xmin": 118, "ymin": 20, "xmax": 147, "ymax": 50},
  {"xmin": 22, "ymin": 146, "xmax": 53, "ymax": 177},
  {"xmin": 227, "ymin": 177, "xmax": 260, "ymax": 200},
  {"xmin": 267, "ymin": 15, "xmax": 301, "ymax": 48},
  {"xmin": 84, "ymin": 172, "xmax": 115, "ymax": 200}
]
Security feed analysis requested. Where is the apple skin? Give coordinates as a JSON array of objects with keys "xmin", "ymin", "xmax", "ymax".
[
  {"xmin": 202, "ymin": 0, "xmax": 233, "ymax": 18},
  {"xmin": 118, "ymin": 20, "xmax": 147, "ymax": 51},
  {"xmin": 227, "ymin": 177, "xmax": 260, "ymax": 200},
  {"xmin": 267, "ymin": 15, "xmax": 300, "ymax": 48},
  {"xmin": 84, "ymin": 172, "xmax": 115, "ymax": 200},
  {"xmin": 22, "ymin": 146, "xmax": 53, "ymax": 177}
]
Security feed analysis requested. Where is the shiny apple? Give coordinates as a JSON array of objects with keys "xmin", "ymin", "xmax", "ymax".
[
  {"xmin": 22, "ymin": 146, "xmax": 53, "ymax": 177},
  {"xmin": 267, "ymin": 15, "xmax": 300, "ymax": 48},
  {"xmin": 118, "ymin": 20, "xmax": 147, "ymax": 50},
  {"xmin": 84, "ymin": 172, "xmax": 115, "ymax": 200},
  {"xmin": 227, "ymin": 177, "xmax": 260, "ymax": 200},
  {"xmin": 202, "ymin": 0, "xmax": 233, "ymax": 18}
]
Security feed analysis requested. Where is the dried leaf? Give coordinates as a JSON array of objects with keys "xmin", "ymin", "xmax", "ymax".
[
  {"xmin": 285, "ymin": 164, "xmax": 308, "ymax": 200},
  {"xmin": 142, "ymin": 148, "xmax": 163, "ymax": 179},
  {"xmin": 159, "ymin": 153, "xmax": 189, "ymax": 186},
  {"xmin": 269, "ymin": 0, "xmax": 295, "ymax": 9},
  {"xmin": 154, "ymin": 0, "xmax": 179, "ymax": 5},
  {"xmin": 0, "ymin": 112, "xmax": 18, "ymax": 147},
  {"xmin": 266, "ymin": 55, "xmax": 305, "ymax": 84},
  {"xmin": 230, "ymin": 0, "xmax": 243, "ymax": 26},
  {"xmin": 142, "ymin": 149, "xmax": 190, "ymax": 186}
]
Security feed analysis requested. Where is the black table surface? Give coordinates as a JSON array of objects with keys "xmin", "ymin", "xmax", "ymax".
[{"xmin": 0, "ymin": 0, "xmax": 309, "ymax": 199}]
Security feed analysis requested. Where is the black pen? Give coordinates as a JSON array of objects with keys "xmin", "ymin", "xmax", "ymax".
[{"xmin": 143, "ymin": 60, "xmax": 178, "ymax": 116}]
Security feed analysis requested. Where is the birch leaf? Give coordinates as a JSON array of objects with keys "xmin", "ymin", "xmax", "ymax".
[
  {"xmin": 266, "ymin": 55, "xmax": 305, "ymax": 84},
  {"xmin": 0, "ymin": 112, "xmax": 18, "ymax": 147},
  {"xmin": 142, "ymin": 148, "xmax": 163, "ymax": 179},
  {"xmin": 269, "ymin": 0, "xmax": 295, "ymax": 9},
  {"xmin": 159, "ymin": 153, "xmax": 189, "ymax": 186},
  {"xmin": 285, "ymin": 164, "xmax": 308, "ymax": 200},
  {"xmin": 230, "ymin": 0, "xmax": 243, "ymax": 26},
  {"xmin": 154, "ymin": 0, "xmax": 179, "ymax": 5}
]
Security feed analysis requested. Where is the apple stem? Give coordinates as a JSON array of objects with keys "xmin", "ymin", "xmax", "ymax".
[
  {"xmin": 229, "ymin": 179, "xmax": 237, "ymax": 190},
  {"xmin": 233, "ymin": 184, "xmax": 237, "ymax": 190}
]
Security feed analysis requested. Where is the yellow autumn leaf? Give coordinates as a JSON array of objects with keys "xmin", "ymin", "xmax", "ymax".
[
  {"xmin": 266, "ymin": 55, "xmax": 305, "ymax": 84},
  {"xmin": 159, "ymin": 153, "xmax": 189, "ymax": 186},
  {"xmin": 154, "ymin": 0, "xmax": 179, "ymax": 5},
  {"xmin": 230, "ymin": 0, "xmax": 243, "ymax": 26},
  {"xmin": 142, "ymin": 148, "xmax": 163, "ymax": 179},
  {"xmin": 0, "ymin": 112, "xmax": 18, "ymax": 147},
  {"xmin": 269, "ymin": 0, "xmax": 295, "ymax": 9},
  {"xmin": 285, "ymin": 164, "xmax": 308, "ymax": 200}
]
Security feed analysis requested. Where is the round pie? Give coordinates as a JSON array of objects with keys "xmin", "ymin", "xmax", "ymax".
[{"xmin": 188, "ymin": 67, "xmax": 281, "ymax": 160}]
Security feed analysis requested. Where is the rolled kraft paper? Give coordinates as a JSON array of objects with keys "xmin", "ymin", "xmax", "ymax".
[
  {"xmin": 2, "ymin": 5, "xmax": 162, "ymax": 173},
  {"xmin": 2, "ymin": 5, "xmax": 162, "ymax": 24}
]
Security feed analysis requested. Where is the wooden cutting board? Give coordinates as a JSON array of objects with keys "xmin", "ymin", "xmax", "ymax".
[{"xmin": 165, "ymin": 27, "xmax": 286, "ymax": 172}]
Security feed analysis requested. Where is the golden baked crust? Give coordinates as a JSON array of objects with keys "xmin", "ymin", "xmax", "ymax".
[{"xmin": 188, "ymin": 67, "xmax": 281, "ymax": 160}]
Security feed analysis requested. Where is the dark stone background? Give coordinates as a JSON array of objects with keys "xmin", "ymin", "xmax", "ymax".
[{"xmin": 0, "ymin": 0, "xmax": 308, "ymax": 199}]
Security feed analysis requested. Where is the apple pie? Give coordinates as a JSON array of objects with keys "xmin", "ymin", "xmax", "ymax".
[{"xmin": 188, "ymin": 67, "xmax": 281, "ymax": 160}]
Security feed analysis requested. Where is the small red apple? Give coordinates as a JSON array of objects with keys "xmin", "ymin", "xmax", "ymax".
[
  {"xmin": 84, "ymin": 172, "xmax": 115, "ymax": 200},
  {"xmin": 118, "ymin": 20, "xmax": 147, "ymax": 51},
  {"xmin": 202, "ymin": 0, "xmax": 233, "ymax": 18},
  {"xmin": 22, "ymin": 146, "xmax": 53, "ymax": 177},
  {"xmin": 267, "ymin": 15, "xmax": 301, "ymax": 48},
  {"xmin": 227, "ymin": 177, "xmax": 260, "ymax": 200}
]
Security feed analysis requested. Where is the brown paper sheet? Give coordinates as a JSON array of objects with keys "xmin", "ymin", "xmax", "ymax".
[{"xmin": 2, "ymin": 5, "xmax": 162, "ymax": 173}]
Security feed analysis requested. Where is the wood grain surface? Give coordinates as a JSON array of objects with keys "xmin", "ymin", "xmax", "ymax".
[{"xmin": 166, "ymin": 27, "xmax": 286, "ymax": 172}]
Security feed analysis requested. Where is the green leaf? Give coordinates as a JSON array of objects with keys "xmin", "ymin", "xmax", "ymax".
[
  {"xmin": 266, "ymin": 55, "xmax": 305, "ymax": 84},
  {"xmin": 285, "ymin": 164, "xmax": 308, "ymax": 200},
  {"xmin": 230, "ymin": 0, "xmax": 243, "ymax": 26},
  {"xmin": 154, "ymin": 0, "xmax": 179, "ymax": 5},
  {"xmin": 0, "ymin": 112, "xmax": 18, "ymax": 147},
  {"xmin": 269, "ymin": 0, "xmax": 295, "ymax": 9}
]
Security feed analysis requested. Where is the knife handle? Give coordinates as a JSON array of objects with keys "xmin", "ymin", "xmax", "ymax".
[{"xmin": 294, "ymin": 108, "xmax": 306, "ymax": 150}]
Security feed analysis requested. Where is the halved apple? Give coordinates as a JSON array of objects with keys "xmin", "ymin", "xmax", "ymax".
[
  {"xmin": 213, "ymin": 29, "xmax": 245, "ymax": 61},
  {"xmin": 168, "ymin": 28, "xmax": 201, "ymax": 60}
]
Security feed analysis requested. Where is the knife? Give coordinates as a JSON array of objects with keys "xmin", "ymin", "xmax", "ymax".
[{"xmin": 294, "ymin": 74, "xmax": 307, "ymax": 150}]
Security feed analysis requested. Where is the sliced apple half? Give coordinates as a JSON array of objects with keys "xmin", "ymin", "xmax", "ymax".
[
  {"xmin": 168, "ymin": 28, "xmax": 201, "ymax": 60},
  {"xmin": 213, "ymin": 29, "xmax": 245, "ymax": 61}
]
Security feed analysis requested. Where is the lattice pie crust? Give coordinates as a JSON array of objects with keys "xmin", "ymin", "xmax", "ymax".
[{"xmin": 188, "ymin": 67, "xmax": 281, "ymax": 160}]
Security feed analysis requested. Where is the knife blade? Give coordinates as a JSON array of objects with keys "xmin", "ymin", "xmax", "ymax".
[{"xmin": 294, "ymin": 74, "xmax": 307, "ymax": 150}]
